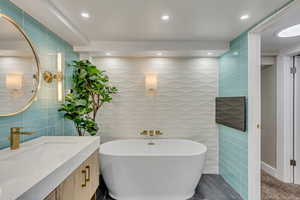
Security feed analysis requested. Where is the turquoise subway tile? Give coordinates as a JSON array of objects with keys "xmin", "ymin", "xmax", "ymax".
[
  {"xmin": 0, "ymin": 138, "xmax": 10, "ymax": 150},
  {"xmin": 219, "ymin": 33, "xmax": 248, "ymax": 199},
  {"xmin": 0, "ymin": 114, "xmax": 23, "ymax": 126},
  {"xmin": 0, "ymin": 0, "xmax": 23, "ymax": 25},
  {"xmin": 54, "ymin": 123, "xmax": 64, "ymax": 136},
  {"xmin": 47, "ymin": 127, "xmax": 56, "ymax": 136},
  {"xmin": 0, "ymin": 0, "xmax": 78, "ymax": 149},
  {"xmin": 0, "ymin": 123, "xmax": 21, "ymax": 137},
  {"xmin": 21, "ymin": 127, "xmax": 48, "ymax": 143}
]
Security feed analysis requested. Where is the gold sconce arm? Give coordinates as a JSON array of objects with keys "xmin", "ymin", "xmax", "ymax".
[
  {"xmin": 54, "ymin": 72, "xmax": 63, "ymax": 81},
  {"xmin": 43, "ymin": 71, "xmax": 63, "ymax": 83}
]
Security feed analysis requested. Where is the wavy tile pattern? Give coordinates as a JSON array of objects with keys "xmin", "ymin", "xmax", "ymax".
[
  {"xmin": 93, "ymin": 57, "xmax": 219, "ymax": 173},
  {"xmin": 0, "ymin": 0, "xmax": 78, "ymax": 149}
]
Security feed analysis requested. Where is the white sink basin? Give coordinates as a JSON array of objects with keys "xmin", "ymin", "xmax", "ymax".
[{"xmin": 0, "ymin": 136, "xmax": 100, "ymax": 200}]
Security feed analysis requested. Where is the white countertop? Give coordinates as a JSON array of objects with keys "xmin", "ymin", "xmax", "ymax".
[{"xmin": 0, "ymin": 136, "xmax": 100, "ymax": 200}]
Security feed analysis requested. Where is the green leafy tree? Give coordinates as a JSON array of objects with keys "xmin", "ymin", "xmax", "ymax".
[{"xmin": 59, "ymin": 60, "xmax": 117, "ymax": 136}]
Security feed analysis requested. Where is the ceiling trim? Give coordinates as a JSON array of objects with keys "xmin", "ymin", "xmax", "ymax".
[
  {"xmin": 262, "ymin": 52, "xmax": 279, "ymax": 56},
  {"xmin": 42, "ymin": 0, "xmax": 89, "ymax": 44},
  {"xmin": 74, "ymin": 40, "xmax": 229, "ymax": 53},
  {"xmin": 279, "ymin": 43, "xmax": 300, "ymax": 56},
  {"xmin": 250, "ymin": 0, "xmax": 297, "ymax": 34}
]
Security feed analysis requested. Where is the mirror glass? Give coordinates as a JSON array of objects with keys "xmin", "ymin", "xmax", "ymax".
[{"xmin": 0, "ymin": 14, "xmax": 39, "ymax": 116}]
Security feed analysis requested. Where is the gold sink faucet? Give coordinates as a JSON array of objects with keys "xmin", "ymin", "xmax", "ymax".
[{"xmin": 10, "ymin": 127, "xmax": 36, "ymax": 150}]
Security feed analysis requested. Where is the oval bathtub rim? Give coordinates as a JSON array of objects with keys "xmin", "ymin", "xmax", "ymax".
[{"xmin": 99, "ymin": 139, "xmax": 208, "ymax": 157}]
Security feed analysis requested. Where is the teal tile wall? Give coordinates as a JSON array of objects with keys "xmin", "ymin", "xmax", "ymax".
[
  {"xmin": 219, "ymin": 33, "xmax": 248, "ymax": 200},
  {"xmin": 0, "ymin": 0, "xmax": 78, "ymax": 149}
]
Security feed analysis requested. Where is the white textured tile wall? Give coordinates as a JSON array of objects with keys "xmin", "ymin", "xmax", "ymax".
[
  {"xmin": 0, "ymin": 57, "xmax": 36, "ymax": 114},
  {"xmin": 93, "ymin": 57, "xmax": 219, "ymax": 173}
]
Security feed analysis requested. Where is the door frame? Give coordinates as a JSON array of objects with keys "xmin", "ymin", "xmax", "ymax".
[{"xmin": 247, "ymin": 1, "xmax": 297, "ymax": 199}]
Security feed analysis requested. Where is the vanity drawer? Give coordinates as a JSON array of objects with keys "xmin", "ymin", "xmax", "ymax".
[
  {"xmin": 86, "ymin": 150, "xmax": 100, "ymax": 195},
  {"xmin": 53, "ymin": 150, "xmax": 99, "ymax": 200}
]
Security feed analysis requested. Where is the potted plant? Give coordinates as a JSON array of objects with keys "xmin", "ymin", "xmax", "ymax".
[{"xmin": 59, "ymin": 60, "xmax": 117, "ymax": 136}]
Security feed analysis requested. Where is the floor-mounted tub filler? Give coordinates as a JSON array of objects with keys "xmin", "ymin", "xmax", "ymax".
[{"xmin": 100, "ymin": 139, "xmax": 207, "ymax": 200}]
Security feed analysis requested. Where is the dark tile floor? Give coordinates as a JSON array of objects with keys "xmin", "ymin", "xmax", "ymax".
[{"xmin": 97, "ymin": 174, "xmax": 243, "ymax": 200}]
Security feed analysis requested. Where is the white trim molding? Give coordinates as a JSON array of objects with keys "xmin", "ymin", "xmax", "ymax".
[
  {"xmin": 276, "ymin": 55, "xmax": 294, "ymax": 183},
  {"xmin": 262, "ymin": 162, "xmax": 278, "ymax": 178},
  {"xmin": 262, "ymin": 56, "xmax": 276, "ymax": 66},
  {"xmin": 74, "ymin": 40, "xmax": 229, "ymax": 57},
  {"xmin": 279, "ymin": 43, "xmax": 300, "ymax": 56},
  {"xmin": 248, "ymin": 32, "xmax": 261, "ymax": 200},
  {"xmin": 43, "ymin": 0, "xmax": 89, "ymax": 45}
]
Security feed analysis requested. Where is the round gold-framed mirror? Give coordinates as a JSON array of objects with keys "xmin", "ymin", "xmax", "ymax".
[{"xmin": 0, "ymin": 13, "xmax": 40, "ymax": 116}]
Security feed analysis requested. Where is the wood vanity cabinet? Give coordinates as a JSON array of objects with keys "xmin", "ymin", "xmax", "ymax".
[
  {"xmin": 44, "ymin": 190, "xmax": 56, "ymax": 200},
  {"xmin": 45, "ymin": 150, "xmax": 99, "ymax": 200}
]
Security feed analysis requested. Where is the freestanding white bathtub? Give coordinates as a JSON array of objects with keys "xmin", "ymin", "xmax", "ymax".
[{"xmin": 99, "ymin": 139, "xmax": 207, "ymax": 200}]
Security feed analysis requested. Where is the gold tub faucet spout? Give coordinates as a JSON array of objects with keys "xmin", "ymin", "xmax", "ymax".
[{"xmin": 140, "ymin": 130, "xmax": 148, "ymax": 136}]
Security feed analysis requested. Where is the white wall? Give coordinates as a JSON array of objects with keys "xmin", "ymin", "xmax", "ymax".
[
  {"xmin": 93, "ymin": 57, "xmax": 219, "ymax": 173},
  {"xmin": 261, "ymin": 64, "xmax": 277, "ymax": 168}
]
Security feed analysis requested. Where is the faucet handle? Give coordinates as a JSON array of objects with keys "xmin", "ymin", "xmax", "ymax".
[
  {"xmin": 11, "ymin": 127, "xmax": 31, "ymax": 131},
  {"xmin": 11, "ymin": 127, "xmax": 35, "ymax": 135},
  {"xmin": 140, "ymin": 130, "xmax": 148, "ymax": 136},
  {"xmin": 155, "ymin": 130, "xmax": 163, "ymax": 135}
]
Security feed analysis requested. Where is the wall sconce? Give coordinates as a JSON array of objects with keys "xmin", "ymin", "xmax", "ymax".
[
  {"xmin": 43, "ymin": 53, "xmax": 64, "ymax": 102},
  {"xmin": 6, "ymin": 73, "xmax": 23, "ymax": 92},
  {"xmin": 145, "ymin": 74, "xmax": 157, "ymax": 94}
]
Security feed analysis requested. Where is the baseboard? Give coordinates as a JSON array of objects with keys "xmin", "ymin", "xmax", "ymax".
[{"xmin": 261, "ymin": 161, "xmax": 277, "ymax": 178}]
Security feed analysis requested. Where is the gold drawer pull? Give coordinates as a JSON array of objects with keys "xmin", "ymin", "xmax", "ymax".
[
  {"xmin": 81, "ymin": 170, "xmax": 87, "ymax": 187},
  {"xmin": 85, "ymin": 165, "xmax": 90, "ymax": 182}
]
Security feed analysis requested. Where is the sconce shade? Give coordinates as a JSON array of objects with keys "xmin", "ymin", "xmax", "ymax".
[
  {"xmin": 6, "ymin": 73, "xmax": 23, "ymax": 90},
  {"xmin": 145, "ymin": 74, "xmax": 157, "ymax": 92},
  {"xmin": 57, "ymin": 53, "xmax": 63, "ymax": 102}
]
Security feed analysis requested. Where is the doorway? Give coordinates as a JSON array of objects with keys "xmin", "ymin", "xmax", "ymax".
[{"xmin": 248, "ymin": 1, "xmax": 300, "ymax": 199}]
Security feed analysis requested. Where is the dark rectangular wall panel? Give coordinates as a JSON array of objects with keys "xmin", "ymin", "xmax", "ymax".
[{"xmin": 216, "ymin": 97, "xmax": 246, "ymax": 132}]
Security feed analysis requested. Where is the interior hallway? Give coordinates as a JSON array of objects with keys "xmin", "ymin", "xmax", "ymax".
[{"xmin": 262, "ymin": 171, "xmax": 300, "ymax": 200}]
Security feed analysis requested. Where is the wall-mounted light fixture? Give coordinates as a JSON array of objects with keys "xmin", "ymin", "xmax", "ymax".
[
  {"xmin": 57, "ymin": 53, "xmax": 63, "ymax": 102},
  {"xmin": 145, "ymin": 74, "xmax": 157, "ymax": 94},
  {"xmin": 43, "ymin": 53, "xmax": 64, "ymax": 102},
  {"xmin": 6, "ymin": 72, "xmax": 23, "ymax": 91}
]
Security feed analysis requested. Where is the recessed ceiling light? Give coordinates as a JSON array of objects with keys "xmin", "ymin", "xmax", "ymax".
[
  {"xmin": 157, "ymin": 52, "xmax": 163, "ymax": 56},
  {"xmin": 278, "ymin": 24, "xmax": 300, "ymax": 38},
  {"xmin": 81, "ymin": 12, "xmax": 90, "ymax": 18},
  {"xmin": 240, "ymin": 14, "xmax": 250, "ymax": 20},
  {"xmin": 207, "ymin": 52, "xmax": 213, "ymax": 56},
  {"xmin": 161, "ymin": 15, "xmax": 170, "ymax": 21},
  {"xmin": 105, "ymin": 52, "xmax": 111, "ymax": 56}
]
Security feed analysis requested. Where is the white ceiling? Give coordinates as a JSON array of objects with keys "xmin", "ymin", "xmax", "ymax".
[
  {"xmin": 10, "ymin": 0, "xmax": 292, "ymax": 57},
  {"xmin": 262, "ymin": 1, "xmax": 300, "ymax": 55}
]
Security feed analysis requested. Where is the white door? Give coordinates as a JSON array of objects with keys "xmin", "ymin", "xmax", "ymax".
[{"xmin": 294, "ymin": 56, "xmax": 300, "ymax": 184}]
